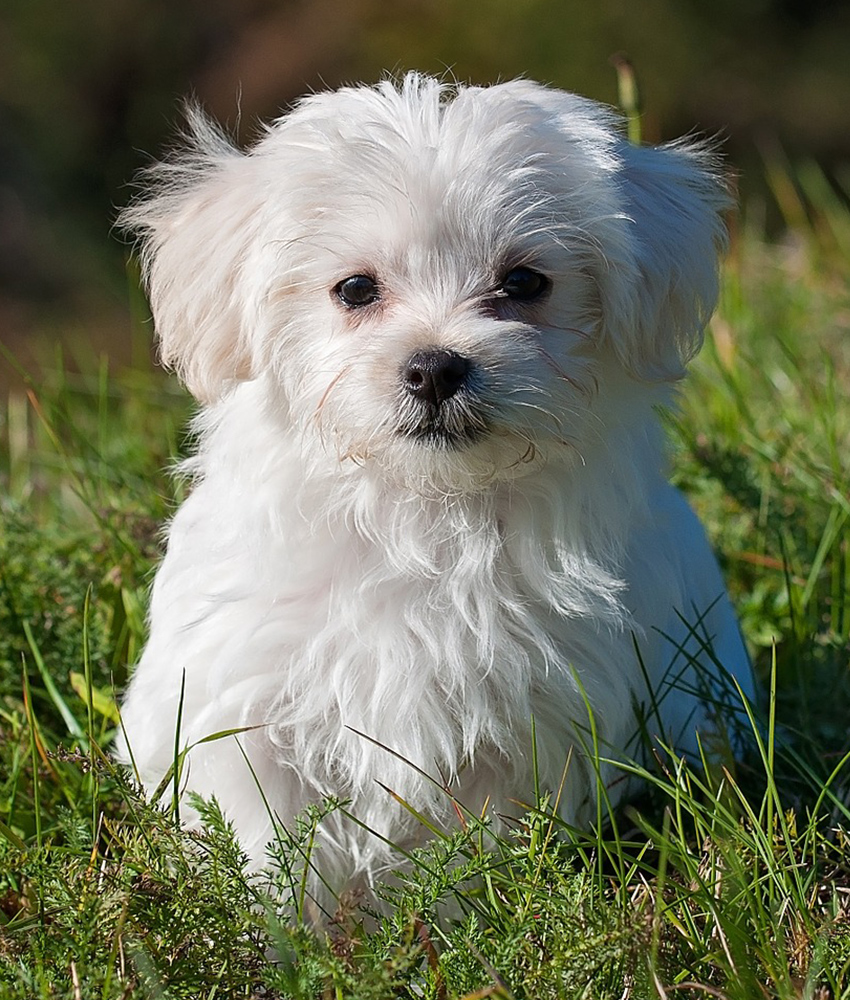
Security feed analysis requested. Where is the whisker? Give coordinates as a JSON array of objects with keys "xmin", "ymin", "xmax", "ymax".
[
  {"xmin": 504, "ymin": 400, "xmax": 562, "ymax": 439},
  {"xmin": 543, "ymin": 323, "xmax": 595, "ymax": 342},
  {"xmin": 314, "ymin": 365, "xmax": 353, "ymax": 421},
  {"xmin": 506, "ymin": 440, "xmax": 537, "ymax": 469},
  {"xmin": 506, "ymin": 398, "xmax": 558, "ymax": 420},
  {"xmin": 535, "ymin": 347, "xmax": 594, "ymax": 398},
  {"xmin": 313, "ymin": 364, "xmax": 354, "ymax": 454}
]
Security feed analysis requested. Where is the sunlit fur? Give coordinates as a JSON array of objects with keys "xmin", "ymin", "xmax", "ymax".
[{"xmin": 117, "ymin": 73, "xmax": 754, "ymax": 911}]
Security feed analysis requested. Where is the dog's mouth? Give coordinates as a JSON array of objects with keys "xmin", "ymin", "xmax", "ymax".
[{"xmin": 396, "ymin": 403, "xmax": 490, "ymax": 450}]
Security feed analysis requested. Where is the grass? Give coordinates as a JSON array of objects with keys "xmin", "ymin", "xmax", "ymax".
[{"xmin": 1, "ymin": 162, "xmax": 849, "ymax": 998}]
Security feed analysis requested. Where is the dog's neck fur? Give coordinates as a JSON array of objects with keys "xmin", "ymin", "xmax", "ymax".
[{"xmin": 186, "ymin": 372, "xmax": 660, "ymax": 628}]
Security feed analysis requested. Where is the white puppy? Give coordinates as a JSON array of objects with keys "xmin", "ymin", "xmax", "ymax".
[{"xmin": 118, "ymin": 73, "xmax": 753, "ymax": 905}]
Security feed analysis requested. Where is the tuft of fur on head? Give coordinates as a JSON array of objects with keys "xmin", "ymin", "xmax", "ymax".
[{"xmin": 117, "ymin": 74, "xmax": 750, "ymax": 910}]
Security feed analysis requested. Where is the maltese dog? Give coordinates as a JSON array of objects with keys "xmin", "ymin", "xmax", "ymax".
[{"xmin": 118, "ymin": 73, "xmax": 754, "ymax": 907}]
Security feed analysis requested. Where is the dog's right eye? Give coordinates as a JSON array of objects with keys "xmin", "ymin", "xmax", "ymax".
[
  {"xmin": 335, "ymin": 274, "xmax": 381, "ymax": 308},
  {"xmin": 498, "ymin": 266, "xmax": 550, "ymax": 301}
]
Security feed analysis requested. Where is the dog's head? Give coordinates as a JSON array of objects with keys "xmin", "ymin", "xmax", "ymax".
[{"xmin": 123, "ymin": 74, "xmax": 730, "ymax": 492}]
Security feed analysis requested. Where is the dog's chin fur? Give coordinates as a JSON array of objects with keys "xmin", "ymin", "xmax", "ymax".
[{"xmin": 117, "ymin": 73, "xmax": 754, "ymax": 914}]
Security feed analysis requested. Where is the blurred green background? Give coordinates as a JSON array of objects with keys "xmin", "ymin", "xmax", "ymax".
[{"xmin": 2, "ymin": 0, "xmax": 849, "ymax": 383}]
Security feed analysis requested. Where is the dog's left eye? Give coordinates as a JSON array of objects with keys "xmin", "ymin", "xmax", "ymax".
[
  {"xmin": 335, "ymin": 274, "xmax": 381, "ymax": 308},
  {"xmin": 498, "ymin": 267, "xmax": 550, "ymax": 301}
]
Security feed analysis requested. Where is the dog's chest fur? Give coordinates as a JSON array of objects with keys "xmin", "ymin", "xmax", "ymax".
[{"xmin": 128, "ymin": 383, "xmax": 649, "ymax": 870}]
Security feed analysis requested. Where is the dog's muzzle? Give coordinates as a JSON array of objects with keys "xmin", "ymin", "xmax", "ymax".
[{"xmin": 397, "ymin": 348, "xmax": 488, "ymax": 448}]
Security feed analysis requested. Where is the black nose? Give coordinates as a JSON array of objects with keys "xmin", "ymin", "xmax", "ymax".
[{"xmin": 402, "ymin": 350, "xmax": 471, "ymax": 406}]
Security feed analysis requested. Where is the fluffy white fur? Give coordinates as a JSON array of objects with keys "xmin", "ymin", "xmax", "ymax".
[{"xmin": 118, "ymin": 73, "xmax": 754, "ymax": 909}]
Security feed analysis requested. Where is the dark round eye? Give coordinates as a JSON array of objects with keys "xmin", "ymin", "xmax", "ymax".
[
  {"xmin": 499, "ymin": 267, "xmax": 550, "ymax": 301},
  {"xmin": 335, "ymin": 274, "xmax": 381, "ymax": 308}
]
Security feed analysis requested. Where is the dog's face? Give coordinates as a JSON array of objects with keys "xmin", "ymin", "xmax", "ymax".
[{"xmin": 125, "ymin": 75, "xmax": 730, "ymax": 493}]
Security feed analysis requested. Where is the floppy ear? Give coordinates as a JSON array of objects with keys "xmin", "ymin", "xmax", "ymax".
[
  {"xmin": 599, "ymin": 140, "xmax": 732, "ymax": 381},
  {"xmin": 121, "ymin": 107, "xmax": 266, "ymax": 402}
]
